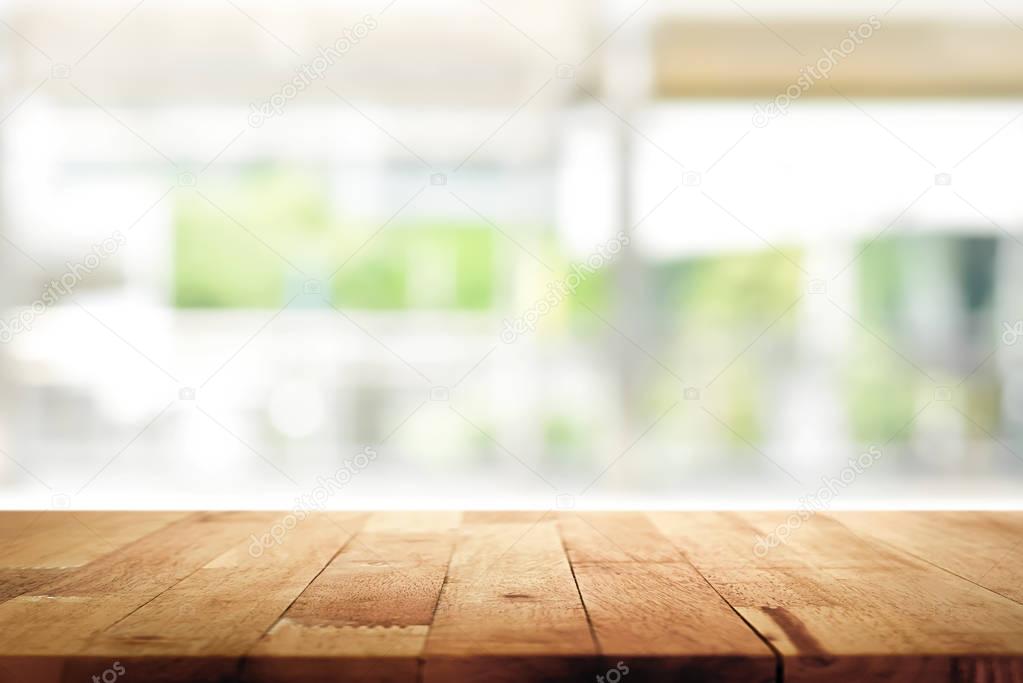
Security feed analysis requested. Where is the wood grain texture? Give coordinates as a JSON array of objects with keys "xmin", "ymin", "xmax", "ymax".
[
  {"xmin": 832, "ymin": 511, "xmax": 1023, "ymax": 605},
  {"xmin": 73, "ymin": 511, "xmax": 368, "ymax": 682},
  {"xmin": 651, "ymin": 511, "xmax": 1023, "ymax": 683},
  {"xmin": 1, "ymin": 511, "xmax": 1022, "ymax": 682},
  {"xmin": 565, "ymin": 513, "xmax": 776, "ymax": 682},
  {"xmin": 247, "ymin": 511, "xmax": 457, "ymax": 683},
  {"xmin": 0, "ymin": 511, "xmax": 186, "ymax": 569},
  {"xmin": 423, "ymin": 513, "xmax": 597, "ymax": 682},
  {"xmin": 0, "ymin": 512, "xmax": 283, "ymax": 682}
]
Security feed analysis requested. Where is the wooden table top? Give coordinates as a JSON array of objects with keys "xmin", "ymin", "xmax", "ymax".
[{"xmin": 0, "ymin": 511, "xmax": 1020, "ymax": 683}]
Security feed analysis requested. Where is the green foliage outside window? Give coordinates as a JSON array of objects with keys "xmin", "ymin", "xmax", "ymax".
[
  {"xmin": 331, "ymin": 223, "xmax": 496, "ymax": 310},
  {"xmin": 173, "ymin": 168, "xmax": 498, "ymax": 310},
  {"xmin": 174, "ymin": 168, "xmax": 327, "ymax": 307},
  {"xmin": 654, "ymin": 249, "xmax": 803, "ymax": 323}
]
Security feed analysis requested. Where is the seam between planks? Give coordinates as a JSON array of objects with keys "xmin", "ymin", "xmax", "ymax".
[
  {"xmin": 558, "ymin": 521, "xmax": 603, "ymax": 656},
  {"xmin": 88, "ymin": 512, "xmax": 217, "ymax": 633},
  {"xmin": 830, "ymin": 516, "xmax": 1023, "ymax": 609},
  {"xmin": 644, "ymin": 514, "xmax": 785, "ymax": 683},
  {"xmin": 0, "ymin": 511, "xmax": 187, "ymax": 606},
  {"xmin": 417, "ymin": 533, "xmax": 458, "ymax": 683},
  {"xmin": 235, "ymin": 512, "xmax": 371, "ymax": 681},
  {"xmin": 8, "ymin": 511, "xmax": 214, "ymax": 636},
  {"xmin": 686, "ymin": 558, "xmax": 785, "ymax": 683}
]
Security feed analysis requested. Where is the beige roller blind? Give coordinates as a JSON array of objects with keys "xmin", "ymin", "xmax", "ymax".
[{"xmin": 654, "ymin": 20, "xmax": 1023, "ymax": 97}]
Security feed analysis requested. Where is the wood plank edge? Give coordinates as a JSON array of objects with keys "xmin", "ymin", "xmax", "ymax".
[
  {"xmin": 422, "ymin": 654, "xmax": 777, "ymax": 683},
  {"xmin": 234, "ymin": 513, "xmax": 374, "ymax": 681},
  {"xmin": 557, "ymin": 519, "xmax": 603, "ymax": 658},
  {"xmin": 642, "ymin": 512, "xmax": 785, "ymax": 683},
  {"xmin": 821, "ymin": 513, "xmax": 1023, "ymax": 609}
]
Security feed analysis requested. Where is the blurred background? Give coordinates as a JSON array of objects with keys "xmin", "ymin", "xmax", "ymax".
[{"xmin": 1, "ymin": 0, "xmax": 1021, "ymax": 509}]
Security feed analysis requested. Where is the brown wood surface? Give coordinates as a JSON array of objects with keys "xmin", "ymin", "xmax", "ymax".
[
  {"xmin": 651, "ymin": 512, "xmax": 1023, "ymax": 683},
  {"xmin": 0, "ymin": 511, "xmax": 1020, "ymax": 682}
]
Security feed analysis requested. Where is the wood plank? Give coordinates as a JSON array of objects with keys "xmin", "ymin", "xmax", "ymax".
[
  {"xmin": 0, "ymin": 511, "xmax": 186, "ymax": 569},
  {"xmin": 43, "ymin": 512, "xmax": 279, "ymax": 598},
  {"xmin": 568, "ymin": 513, "xmax": 776, "ymax": 682},
  {"xmin": 361, "ymin": 510, "xmax": 462, "ymax": 533},
  {"xmin": 0, "ymin": 512, "xmax": 281, "ymax": 682},
  {"xmin": 245, "ymin": 511, "xmax": 457, "ymax": 683},
  {"xmin": 461, "ymin": 510, "xmax": 549, "ymax": 525},
  {"xmin": 246, "ymin": 625, "xmax": 427, "ymax": 683},
  {"xmin": 833, "ymin": 511, "xmax": 1023, "ymax": 605},
  {"xmin": 0, "ymin": 512, "xmax": 188, "ymax": 637},
  {"xmin": 0, "ymin": 569, "xmax": 67, "ymax": 602},
  {"xmin": 423, "ymin": 513, "xmax": 597, "ymax": 683},
  {"xmin": 57, "ymin": 512, "xmax": 368, "ymax": 683},
  {"xmin": 2, "ymin": 511, "xmax": 1022, "ymax": 683},
  {"xmin": 651, "ymin": 511, "xmax": 1023, "ymax": 683},
  {"xmin": 558, "ymin": 511, "xmax": 685, "ymax": 563}
]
